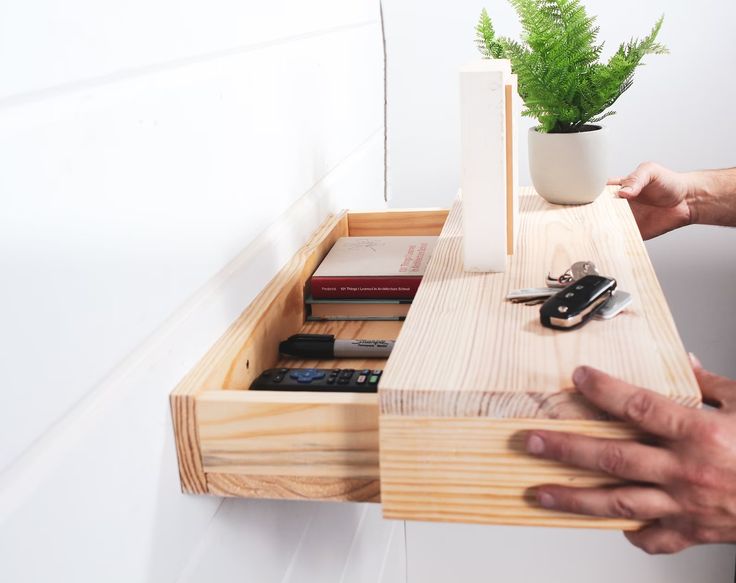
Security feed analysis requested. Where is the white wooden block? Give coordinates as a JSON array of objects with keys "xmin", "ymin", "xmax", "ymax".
[{"xmin": 460, "ymin": 60, "xmax": 511, "ymax": 272}]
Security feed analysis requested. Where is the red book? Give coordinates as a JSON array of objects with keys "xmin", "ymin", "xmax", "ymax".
[{"xmin": 310, "ymin": 236, "xmax": 438, "ymax": 299}]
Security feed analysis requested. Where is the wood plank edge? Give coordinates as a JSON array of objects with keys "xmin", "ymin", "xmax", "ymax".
[
  {"xmin": 206, "ymin": 473, "xmax": 380, "ymax": 502},
  {"xmin": 170, "ymin": 393, "xmax": 207, "ymax": 494},
  {"xmin": 348, "ymin": 209, "xmax": 449, "ymax": 237},
  {"xmin": 505, "ymin": 83, "xmax": 514, "ymax": 255},
  {"xmin": 379, "ymin": 389, "xmax": 701, "ymax": 418}
]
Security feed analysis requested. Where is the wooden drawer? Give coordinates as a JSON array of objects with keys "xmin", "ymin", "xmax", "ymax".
[
  {"xmin": 170, "ymin": 209, "xmax": 448, "ymax": 502},
  {"xmin": 171, "ymin": 189, "xmax": 700, "ymax": 530}
]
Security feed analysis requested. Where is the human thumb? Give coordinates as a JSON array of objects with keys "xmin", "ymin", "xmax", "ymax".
[
  {"xmin": 690, "ymin": 354, "xmax": 736, "ymax": 411},
  {"xmin": 617, "ymin": 165, "xmax": 653, "ymax": 199}
]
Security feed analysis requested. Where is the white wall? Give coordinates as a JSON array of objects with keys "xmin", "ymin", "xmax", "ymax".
[
  {"xmin": 383, "ymin": 0, "xmax": 736, "ymax": 580},
  {"xmin": 0, "ymin": 1, "xmax": 406, "ymax": 582}
]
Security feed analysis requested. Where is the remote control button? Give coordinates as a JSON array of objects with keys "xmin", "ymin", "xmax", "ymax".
[
  {"xmin": 279, "ymin": 368, "xmax": 289, "ymax": 373},
  {"xmin": 289, "ymin": 369, "xmax": 327, "ymax": 383},
  {"xmin": 361, "ymin": 369, "xmax": 371, "ymax": 375},
  {"xmin": 273, "ymin": 375, "xmax": 283, "ymax": 383},
  {"xmin": 337, "ymin": 378, "xmax": 349, "ymax": 385},
  {"xmin": 575, "ymin": 285, "xmax": 584, "ymax": 290},
  {"xmin": 368, "ymin": 375, "xmax": 379, "ymax": 384},
  {"xmin": 342, "ymin": 369, "xmax": 355, "ymax": 374},
  {"xmin": 557, "ymin": 305, "xmax": 569, "ymax": 313},
  {"xmin": 372, "ymin": 370, "xmax": 382, "ymax": 375},
  {"xmin": 326, "ymin": 378, "xmax": 336, "ymax": 384},
  {"xmin": 356, "ymin": 375, "xmax": 367, "ymax": 384},
  {"xmin": 565, "ymin": 292, "xmax": 574, "ymax": 298}
]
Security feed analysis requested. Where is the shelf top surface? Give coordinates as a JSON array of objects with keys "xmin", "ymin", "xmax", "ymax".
[{"xmin": 379, "ymin": 187, "xmax": 701, "ymax": 419}]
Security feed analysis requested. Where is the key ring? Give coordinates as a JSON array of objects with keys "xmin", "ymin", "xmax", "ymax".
[{"xmin": 546, "ymin": 268, "xmax": 574, "ymax": 288}]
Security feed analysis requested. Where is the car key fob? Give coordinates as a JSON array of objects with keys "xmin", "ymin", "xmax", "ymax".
[{"xmin": 539, "ymin": 275, "xmax": 616, "ymax": 330}]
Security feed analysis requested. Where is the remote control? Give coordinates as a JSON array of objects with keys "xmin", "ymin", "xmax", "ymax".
[
  {"xmin": 249, "ymin": 367, "xmax": 382, "ymax": 393},
  {"xmin": 539, "ymin": 275, "xmax": 616, "ymax": 330}
]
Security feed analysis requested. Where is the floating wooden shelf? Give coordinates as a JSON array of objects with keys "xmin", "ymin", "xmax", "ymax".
[
  {"xmin": 170, "ymin": 188, "xmax": 700, "ymax": 529},
  {"xmin": 379, "ymin": 187, "xmax": 700, "ymax": 529}
]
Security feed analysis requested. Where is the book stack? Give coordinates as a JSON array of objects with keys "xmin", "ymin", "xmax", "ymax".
[{"xmin": 307, "ymin": 235, "xmax": 438, "ymax": 321}]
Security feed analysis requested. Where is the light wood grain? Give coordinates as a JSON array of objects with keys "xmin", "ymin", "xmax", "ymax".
[
  {"xmin": 207, "ymin": 473, "xmax": 380, "ymax": 502},
  {"xmin": 378, "ymin": 188, "xmax": 701, "ymax": 528},
  {"xmin": 170, "ymin": 393, "xmax": 208, "ymax": 494},
  {"xmin": 505, "ymin": 82, "xmax": 515, "ymax": 255},
  {"xmin": 347, "ymin": 209, "xmax": 448, "ymax": 237},
  {"xmin": 380, "ymin": 417, "xmax": 641, "ymax": 529},
  {"xmin": 194, "ymin": 312, "xmax": 405, "ymax": 495},
  {"xmin": 198, "ymin": 390, "xmax": 378, "ymax": 478},
  {"xmin": 380, "ymin": 188, "xmax": 701, "ymax": 417}
]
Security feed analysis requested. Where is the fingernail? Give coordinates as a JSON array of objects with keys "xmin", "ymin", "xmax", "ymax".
[
  {"xmin": 573, "ymin": 366, "xmax": 588, "ymax": 386},
  {"xmin": 688, "ymin": 352, "xmax": 702, "ymax": 369},
  {"xmin": 526, "ymin": 434, "xmax": 546, "ymax": 455},
  {"xmin": 538, "ymin": 491, "xmax": 556, "ymax": 508}
]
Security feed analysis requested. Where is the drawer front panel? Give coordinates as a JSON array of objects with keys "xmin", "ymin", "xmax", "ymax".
[
  {"xmin": 198, "ymin": 393, "xmax": 379, "ymax": 479},
  {"xmin": 380, "ymin": 416, "xmax": 641, "ymax": 529}
]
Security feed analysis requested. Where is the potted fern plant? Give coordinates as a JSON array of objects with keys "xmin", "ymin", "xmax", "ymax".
[{"xmin": 476, "ymin": 0, "xmax": 667, "ymax": 205}]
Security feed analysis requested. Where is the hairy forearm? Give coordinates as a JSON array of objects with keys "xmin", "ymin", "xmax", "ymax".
[{"xmin": 686, "ymin": 168, "xmax": 736, "ymax": 227}]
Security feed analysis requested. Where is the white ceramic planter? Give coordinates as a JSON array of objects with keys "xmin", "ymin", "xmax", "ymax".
[{"xmin": 528, "ymin": 125, "xmax": 608, "ymax": 205}]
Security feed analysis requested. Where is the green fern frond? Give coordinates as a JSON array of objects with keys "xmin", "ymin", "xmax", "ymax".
[
  {"xmin": 476, "ymin": 8, "xmax": 506, "ymax": 58},
  {"xmin": 475, "ymin": 3, "xmax": 667, "ymax": 132}
]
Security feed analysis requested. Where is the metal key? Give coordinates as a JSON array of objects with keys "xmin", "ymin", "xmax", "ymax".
[
  {"xmin": 506, "ymin": 287, "xmax": 558, "ymax": 301},
  {"xmin": 508, "ymin": 260, "xmax": 632, "ymax": 318},
  {"xmin": 522, "ymin": 298, "xmax": 547, "ymax": 306},
  {"xmin": 508, "ymin": 262, "xmax": 602, "ymax": 306},
  {"xmin": 546, "ymin": 261, "xmax": 600, "ymax": 288}
]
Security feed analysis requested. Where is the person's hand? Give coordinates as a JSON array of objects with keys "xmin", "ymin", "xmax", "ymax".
[
  {"xmin": 608, "ymin": 162, "xmax": 697, "ymax": 240},
  {"xmin": 525, "ymin": 359, "xmax": 736, "ymax": 554}
]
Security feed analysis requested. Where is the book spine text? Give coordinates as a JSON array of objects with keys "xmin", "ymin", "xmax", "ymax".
[{"xmin": 310, "ymin": 276, "xmax": 421, "ymax": 299}]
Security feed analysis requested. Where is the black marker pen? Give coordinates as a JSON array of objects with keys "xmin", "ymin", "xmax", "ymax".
[{"xmin": 279, "ymin": 334, "xmax": 394, "ymax": 359}]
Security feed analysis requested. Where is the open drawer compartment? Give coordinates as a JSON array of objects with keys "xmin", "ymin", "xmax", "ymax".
[{"xmin": 170, "ymin": 208, "xmax": 449, "ymax": 501}]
